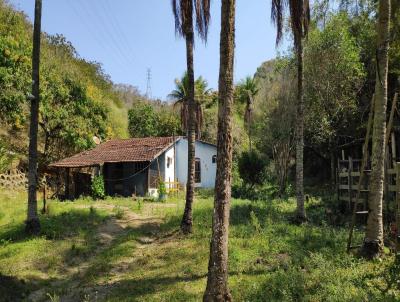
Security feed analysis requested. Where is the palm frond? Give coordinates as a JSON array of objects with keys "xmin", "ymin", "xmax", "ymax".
[
  {"xmin": 172, "ymin": 0, "xmax": 211, "ymax": 41},
  {"xmin": 271, "ymin": 0, "xmax": 286, "ymax": 46},
  {"xmin": 171, "ymin": 0, "xmax": 193, "ymax": 37},
  {"xmin": 271, "ymin": 0, "xmax": 310, "ymax": 48},
  {"xmin": 195, "ymin": 0, "xmax": 211, "ymax": 42}
]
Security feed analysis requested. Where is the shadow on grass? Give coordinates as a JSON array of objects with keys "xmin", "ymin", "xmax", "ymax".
[
  {"xmin": 104, "ymin": 274, "xmax": 206, "ymax": 301},
  {"xmin": 0, "ymin": 273, "xmax": 41, "ymax": 302},
  {"xmin": 0, "ymin": 208, "xmax": 108, "ymax": 243}
]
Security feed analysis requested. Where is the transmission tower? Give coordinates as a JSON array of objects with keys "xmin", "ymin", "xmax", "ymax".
[{"xmin": 145, "ymin": 68, "xmax": 152, "ymax": 99}]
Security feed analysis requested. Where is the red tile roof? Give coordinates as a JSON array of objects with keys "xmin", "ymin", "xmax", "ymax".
[{"xmin": 50, "ymin": 136, "xmax": 179, "ymax": 168}]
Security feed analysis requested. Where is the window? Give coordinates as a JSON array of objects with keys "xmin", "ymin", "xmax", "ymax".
[
  {"xmin": 212, "ymin": 155, "xmax": 217, "ymax": 164},
  {"xmin": 167, "ymin": 157, "xmax": 173, "ymax": 168},
  {"xmin": 195, "ymin": 158, "xmax": 201, "ymax": 183}
]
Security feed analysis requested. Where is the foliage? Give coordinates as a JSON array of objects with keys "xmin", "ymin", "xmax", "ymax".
[
  {"xmin": 238, "ymin": 150, "xmax": 267, "ymax": 188},
  {"xmin": 168, "ymin": 72, "xmax": 212, "ymax": 138},
  {"xmin": 128, "ymin": 101, "xmax": 180, "ymax": 138},
  {"xmin": 39, "ymin": 71, "xmax": 108, "ymax": 164},
  {"xmin": 91, "ymin": 175, "xmax": 105, "ymax": 200},
  {"xmin": 255, "ymin": 58, "xmax": 296, "ymax": 194},
  {"xmin": 158, "ymin": 180, "xmax": 167, "ymax": 201},
  {"xmin": 303, "ymin": 13, "xmax": 365, "ymax": 149},
  {"xmin": 0, "ymin": 1, "xmax": 31, "ymax": 127},
  {"xmin": 0, "ymin": 140, "xmax": 14, "ymax": 172},
  {"xmin": 128, "ymin": 102, "xmax": 159, "ymax": 137}
]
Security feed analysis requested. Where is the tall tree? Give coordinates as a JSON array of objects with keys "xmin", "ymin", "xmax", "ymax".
[
  {"xmin": 169, "ymin": 73, "xmax": 211, "ymax": 138},
  {"xmin": 203, "ymin": 0, "xmax": 235, "ymax": 300},
  {"xmin": 362, "ymin": 0, "xmax": 391, "ymax": 258},
  {"xmin": 237, "ymin": 76, "xmax": 259, "ymax": 150},
  {"xmin": 26, "ymin": 0, "xmax": 42, "ymax": 234},
  {"xmin": 271, "ymin": 0, "xmax": 310, "ymax": 222},
  {"xmin": 171, "ymin": 0, "xmax": 210, "ymax": 234}
]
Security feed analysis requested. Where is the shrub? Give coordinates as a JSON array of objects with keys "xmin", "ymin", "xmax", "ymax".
[
  {"xmin": 158, "ymin": 180, "xmax": 167, "ymax": 202},
  {"xmin": 158, "ymin": 181, "xmax": 167, "ymax": 195},
  {"xmin": 113, "ymin": 205, "xmax": 125, "ymax": 219},
  {"xmin": 91, "ymin": 175, "xmax": 105, "ymax": 199},
  {"xmin": 238, "ymin": 150, "xmax": 267, "ymax": 188},
  {"xmin": 0, "ymin": 141, "xmax": 14, "ymax": 173}
]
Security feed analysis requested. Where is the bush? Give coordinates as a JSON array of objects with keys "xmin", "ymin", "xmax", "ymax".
[
  {"xmin": 238, "ymin": 150, "xmax": 267, "ymax": 188},
  {"xmin": 0, "ymin": 141, "xmax": 14, "ymax": 173},
  {"xmin": 158, "ymin": 180, "xmax": 167, "ymax": 202},
  {"xmin": 91, "ymin": 175, "xmax": 105, "ymax": 199},
  {"xmin": 232, "ymin": 182, "xmax": 280, "ymax": 201}
]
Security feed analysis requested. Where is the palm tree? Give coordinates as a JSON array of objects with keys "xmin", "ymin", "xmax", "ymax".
[
  {"xmin": 168, "ymin": 73, "xmax": 212, "ymax": 139},
  {"xmin": 237, "ymin": 76, "xmax": 259, "ymax": 150},
  {"xmin": 271, "ymin": 0, "xmax": 310, "ymax": 222},
  {"xmin": 171, "ymin": 0, "xmax": 210, "ymax": 234},
  {"xmin": 26, "ymin": 0, "xmax": 42, "ymax": 235},
  {"xmin": 203, "ymin": 0, "xmax": 235, "ymax": 300},
  {"xmin": 362, "ymin": 0, "xmax": 391, "ymax": 258}
]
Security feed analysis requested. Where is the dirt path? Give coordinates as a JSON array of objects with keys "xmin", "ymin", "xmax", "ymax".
[{"xmin": 28, "ymin": 203, "xmax": 169, "ymax": 302}]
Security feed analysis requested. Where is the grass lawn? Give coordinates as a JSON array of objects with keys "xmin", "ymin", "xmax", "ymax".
[{"xmin": 0, "ymin": 189, "xmax": 399, "ymax": 301}]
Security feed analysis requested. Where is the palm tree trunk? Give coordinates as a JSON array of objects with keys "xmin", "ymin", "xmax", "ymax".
[
  {"xmin": 181, "ymin": 5, "xmax": 196, "ymax": 234},
  {"xmin": 26, "ymin": 0, "xmax": 42, "ymax": 235},
  {"xmin": 362, "ymin": 0, "xmax": 390, "ymax": 258},
  {"xmin": 295, "ymin": 40, "xmax": 306, "ymax": 222},
  {"xmin": 203, "ymin": 0, "xmax": 235, "ymax": 301}
]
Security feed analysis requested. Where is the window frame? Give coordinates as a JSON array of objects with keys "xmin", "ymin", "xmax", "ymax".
[{"xmin": 194, "ymin": 158, "xmax": 201, "ymax": 183}]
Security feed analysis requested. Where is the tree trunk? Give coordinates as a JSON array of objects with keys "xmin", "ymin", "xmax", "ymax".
[
  {"xmin": 26, "ymin": 0, "xmax": 42, "ymax": 235},
  {"xmin": 203, "ymin": 0, "xmax": 235, "ymax": 301},
  {"xmin": 362, "ymin": 0, "xmax": 390, "ymax": 259},
  {"xmin": 181, "ymin": 3, "xmax": 196, "ymax": 234},
  {"xmin": 295, "ymin": 40, "xmax": 306, "ymax": 222}
]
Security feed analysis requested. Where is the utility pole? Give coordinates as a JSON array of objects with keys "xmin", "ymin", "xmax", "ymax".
[
  {"xmin": 145, "ymin": 68, "xmax": 152, "ymax": 99},
  {"xmin": 26, "ymin": 0, "xmax": 42, "ymax": 234}
]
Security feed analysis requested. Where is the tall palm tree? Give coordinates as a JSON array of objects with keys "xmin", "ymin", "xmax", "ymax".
[
  {"xmin": 362, "ymin": 0, "xmax": 391, "ymax": 258},
  {"xmin": 203, "ymin": 0, "xmax": 235, "ymax": 300},
  {"xmin": 168, "ymin": 72, "xmax": 212, "ymax": 138},
  {"xmin": 271, "ymin": 0, "xmax": 310, "ymax": 222},
  {"xmin": 171, "ymin": 0, "xmax": 210, "ymax": 234},
  {"xmin": 237, "ymin": 76, "xmax": 259, "ymax": 150},
  {"xmin": 26, "ymin": 0, "xmax": 42, "ymax": 235}
]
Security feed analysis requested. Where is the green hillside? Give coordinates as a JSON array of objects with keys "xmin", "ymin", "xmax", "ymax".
[{"xmin": 0, "ymin": 0, "xmax": 130, "ymax": 168}]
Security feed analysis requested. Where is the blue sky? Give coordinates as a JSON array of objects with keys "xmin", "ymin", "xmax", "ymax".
[{"xmin": 9, "ymin": 0, "xmax": 280, "ymax": 100}]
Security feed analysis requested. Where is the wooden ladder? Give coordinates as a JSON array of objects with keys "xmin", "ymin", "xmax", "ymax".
[
  {"xmin": 347, "ymin": 93, "xmax": 398, "ymax": 252},
  {"xmin": 346, "ymin": 96, "xmax": 374, "ymax": 252}
]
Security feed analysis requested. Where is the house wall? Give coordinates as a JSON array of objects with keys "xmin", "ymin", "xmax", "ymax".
[
  {"xmin": 175, "ymin": 138, "xmax": 217, "ymax": 188},
  {"xmin": 148, "ymin": 146, "xmax": 175, "ymax": 189},
  {"xmin": 164, "ymin": 146, "xmax": 175, "ymax": 188}
]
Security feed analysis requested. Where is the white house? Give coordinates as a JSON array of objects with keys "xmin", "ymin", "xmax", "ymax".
[{"xmin": 50, "ymin": 136, "xmax": 217, "ymax": 198}]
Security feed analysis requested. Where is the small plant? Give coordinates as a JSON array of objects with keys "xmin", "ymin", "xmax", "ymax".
[
  {"xmin": 46, "ymin": 292, "xmax": 60, "ymax": 302},
  {"xmin": 158, "ymin": 180, "xmax": 167, "ymax": 202},
  {"xmin": 250, "ymin": 210, "xmax": 262, "ymax": 233},
  {"xmin": 91, "ymin": 175, "xmax": 105, "ymax": 199},
  {"xmin": 113, "ymin": 205, "xmax": 125, "ymax": 219},
  {"xmin": 89, "ymin": 206, "xmax": 96, "ymax": 215},
  {"xmin": 137, "ymin": 198, "xmax": 143, "ymax": 211}
]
